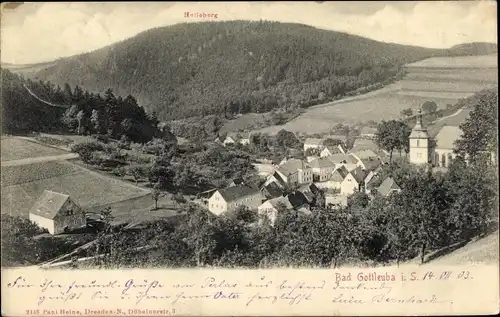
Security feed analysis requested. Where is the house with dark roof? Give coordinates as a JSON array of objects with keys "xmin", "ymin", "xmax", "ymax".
[
  {"xmin": 261, "ymin": 182, "xmax": 285, "ymax": 199},
  {"xmin": 341, "ymin": 166, "xmax": 370, "ymax": 196},
  {"xmin": 28, "ymin": 190, "xmax": 86, "ymax": 235},
  {"xmin": 357, "ymin": 157, "xmax": 382, "ymax": 172},
  {"xmin": 258, "ymin": 192, "xmax": 310, "ymax": 226},
  {"xmin": 208, "ymin": 184, "xmax": 264, "ymax": 216},
  {"xmin": 377, "ymin": 177, "xmax": 401, "ymax": 197}
]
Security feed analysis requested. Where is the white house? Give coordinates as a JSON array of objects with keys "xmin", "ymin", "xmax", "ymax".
[
  {"xmin": 208, "ymin": 184, "xmax": 264, "ymax": 216},
  {"xmin": 28, "ymin": 190, "xmax": 86, "ymax": 235},
  {"xmin": 303, "ymin": 138, "xmax": 324, "ymax": 153},
  {"xmin": 223, "ymin": 132, "xmax": 252, "ymax": 146},
  {"xmin": 258, "ymin": 196, "xmax": 293, "ymax": 226},
  {"xmin": 309, "ymin": 157, "xmax": 337, "ymax": 182},
  {"xmin": 341, "ymin": 167, "xmax": 369, "ymax": 196},
  {"xmin": 377, "ymin": 177, "xmax": 401, "ymax": 197},
  {"xmin": 314, "ymin": 166, "xmax": 348, "ymax": 191},
  {"xmin": 275, "ymin": 158, "xmax": 312, "ymax": 186}
]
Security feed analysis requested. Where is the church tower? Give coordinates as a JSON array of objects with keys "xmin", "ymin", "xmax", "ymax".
[{"xmin": 409, "ymin": 109, "xmax": 430, "ymax": 165}]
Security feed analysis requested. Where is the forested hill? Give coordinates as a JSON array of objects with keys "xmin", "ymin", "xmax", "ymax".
[{"xmin": 18, "ymin": 21, "xmax": 496, "ymax": 120}]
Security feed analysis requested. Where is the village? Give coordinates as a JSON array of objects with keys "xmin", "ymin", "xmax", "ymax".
[{"xmin": 181, "ymin": 110, "xmax": 482, "ymax": 227}]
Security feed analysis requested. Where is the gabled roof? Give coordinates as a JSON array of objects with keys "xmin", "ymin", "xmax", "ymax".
[
  {"xmin": 377, "ymin": 177, "xmax": 401, "ymax": 196},
  {"xmin": 348, "ymin": 166, "xmax": 369, "ymax": 184},
  {"xmin": 298, "ymin": 183, "xmax": 319, "ymax": 194},
  {"xmin": 352, "ymin": 149, "xmax": 379, "ymax": 160},
  {"xmin": 267, "ymin": 196, "xmax": 294, "ymax": 210},
  {"xmin": 326, "ymin": 154, "xmax": 358, "ymax": 164},
  {"xmin": 277, "ymin": 158, "xmax": 309, "ymax": 176},
  {"xmin": 336, "ymin": 166, "xmax": 350, "ymax": 179},
  {"xmin": 352, "ymin": 138, "xmax": 378, "ymax": 151},
  {"xmin": 288, "ymin": 191, "xmax": 311, "ymax": 207},
  {"xmin": 304, "ymin": 138, "xmax": 324, "ymax": 146},
  {"xmin": 309, "ymin": 157, "xmax": 336, "ymax": 169},
  {"xmin": 270, "ymin": 171, "xmax": 287, "ymax": 188},
  {"xmin": 322, "ymin": 145, "xmax": 343, "ymax": 155},
  {"xmin": 261, "ymin": 182, "xmax": 284, "ymax": 199},
  {"xmin": 29, "ymin": 190, "xmax": 72, "ymax": 220},
  {"xmin": 328, "ymin": 169, "xmax": 345, "ymax": 182},
  {"xmin": 435, "ymin": 125, "xmax": 462, "ymax": 150},
  {"xmin": 218, "ymin": 184, "xmax": 261, "ymax": 202},
  {"xmin": 359, "ymin": 158, "xmax": 382, "ymax": 172}
]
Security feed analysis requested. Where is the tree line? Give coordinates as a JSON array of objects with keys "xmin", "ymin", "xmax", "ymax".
[{"xmin": 1, "ymin": 69, "xmax": 167, "ymax": 144}]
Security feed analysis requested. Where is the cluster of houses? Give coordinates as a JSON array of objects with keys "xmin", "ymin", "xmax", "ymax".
[
  {"xmin": 206, "ymin": 135, "xmax": 402, "ymax": 225},
  {"xmin": 204, "ymin": 111, "xmax": 491, "ymax": 226}
]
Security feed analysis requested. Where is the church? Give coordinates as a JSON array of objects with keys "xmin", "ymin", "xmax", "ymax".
[
  {"xmin": 409, "ymin": 109, "xmax": 431, "ymax": 166},
  {"xmin": 408, "ymin": 109, "xmax": 476, "ymax": 168}
]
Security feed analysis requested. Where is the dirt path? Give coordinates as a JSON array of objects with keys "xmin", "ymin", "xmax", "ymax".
[
  {"xmin": 432, "ymin": 108, "xmax": 464, "ymax": 123},
  {"xmin": 1, "ymin": 153, "xmax": 79, "ymax": 167}
]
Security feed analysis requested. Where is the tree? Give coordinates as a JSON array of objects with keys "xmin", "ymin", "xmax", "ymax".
[
  {"xmin": 392, "ymin": 170, "xmax": 453, "ymax": 264},
  {"xmin": 76, "ymin": 110, "xmax": 85, "ymax": 135},
  {"xmin": 454, "ymin": 89, "xmax": 498, "ymax": 162},
  {"xmin": 421, "ymin": 101, "xmax": 437, "ymax": 113},
  {"xmin": 275, "ymin": 129, "xmax": 301, "ymax": 149},
  {"xmin": 71, "ymin": 141, "xmax": 104, "ymax": 165},
  {"xmin": 151, "ymin": 182, "xmax": 167, "ymax": 210},
  {"xmin": 128, "ymin": 165, "xmax": 149, "ymax": 184},
  {"xmin": 400, "ymin": 108, "xmax": 413, "ymax": 117},
  {"xmin": 62, "ymin": 105, "xmax": 79, "ymax": 132},
  {"xmin": 90, "ymin": 109, "xmax": 103, "ymax": 134},
  {"xmin": 375, "ymin": 120, "xmax": 410, "ymax": 163}
]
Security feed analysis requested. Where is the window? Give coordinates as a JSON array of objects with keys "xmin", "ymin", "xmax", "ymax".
[{"xmin": 417, "ymin": 140, "xmax": 420, "ymax": 147}]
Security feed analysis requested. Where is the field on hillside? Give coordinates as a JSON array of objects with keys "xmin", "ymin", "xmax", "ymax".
[
  {"xmin": 1, "ymin": 161, "xmax": 150, "ymax": 218},
  {"xmin": 252, "ymin": 54, "xmax": 497, "ymax": 135},
  {"xmin": 1, "ymin": 137, "xmax": 68, "ymax": 161}
]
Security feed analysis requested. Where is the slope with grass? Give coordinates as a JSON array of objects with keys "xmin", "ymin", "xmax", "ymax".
[{"xmin": 252, "ymin": 54, "xmax": 497, "ymax": 135}]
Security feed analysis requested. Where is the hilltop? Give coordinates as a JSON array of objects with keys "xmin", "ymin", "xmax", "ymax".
[{"xmin": 7, "ymin": 21, "xmax": 495, "ymax": 120}]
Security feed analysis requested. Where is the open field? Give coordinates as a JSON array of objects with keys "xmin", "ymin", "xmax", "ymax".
[
  {"xmin": 1, "ymin": 160, "xmax": 150, "ymax": 218},
  {"xmin": 251, "ymin": 54, "xmax": 497, "ymax": 135},
  {"xmin": 1, "ymin": 137, "xmax": 68, "ymax": 162}
]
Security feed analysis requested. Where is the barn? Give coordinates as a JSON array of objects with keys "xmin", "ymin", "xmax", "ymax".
[{"xmin": 28, "ymin": 190, "xmax": 86, "ymax": 235}]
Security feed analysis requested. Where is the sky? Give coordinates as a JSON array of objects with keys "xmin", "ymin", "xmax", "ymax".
[{"xmin": 1, "ymin": 1, "xmax": 497, "ymax": 64}]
